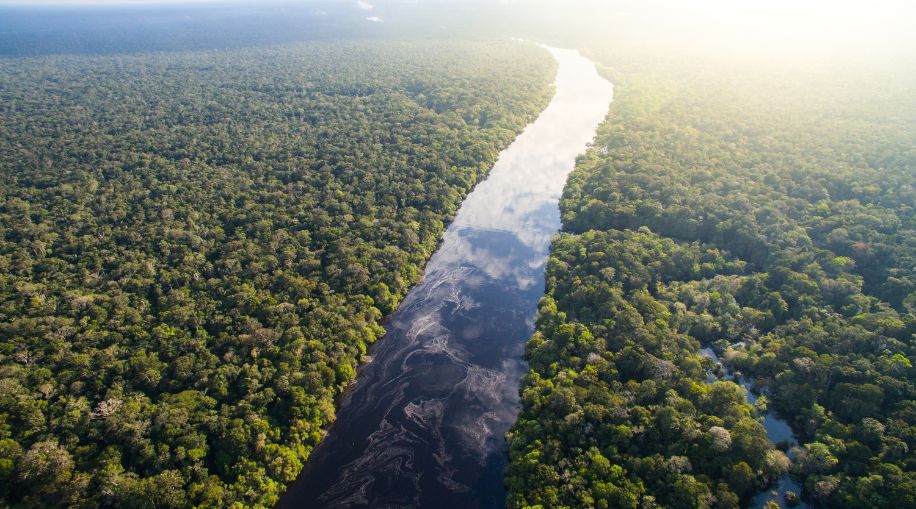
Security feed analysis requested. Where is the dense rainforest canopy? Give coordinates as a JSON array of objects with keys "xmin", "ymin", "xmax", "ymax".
[
  {"xmin": 0, "ymin": 40, "xmax": 556, "ymax": 507},
  {"xmin": 507, "ymin": 54, "xmax": 915, "ymax": 508}
]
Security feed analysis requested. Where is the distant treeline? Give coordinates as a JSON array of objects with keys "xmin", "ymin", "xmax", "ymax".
[
  {"xmin": 0, "ymin": 4, "xmax": 366, "ymax": 57},
  {"xmin": 507, "ymin": 55, "xmax": 915, "ymax": 508},
  {"xmin": 0, "ymin": 40, "xmax": 556, "ymax": 507}
]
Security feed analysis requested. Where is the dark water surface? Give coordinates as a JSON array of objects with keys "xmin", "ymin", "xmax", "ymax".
[
  {"xmin": 279, "ymin": 45, "xmax": 613, "ymax": 509},
  {"xmin": 700, "ymin": 348, "xmax": 810, "ymax": 509}
]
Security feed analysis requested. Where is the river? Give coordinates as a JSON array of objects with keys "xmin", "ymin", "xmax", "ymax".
[{"xmin": 278, "ymin": 45, "xmax": 614, "ymax": 508}]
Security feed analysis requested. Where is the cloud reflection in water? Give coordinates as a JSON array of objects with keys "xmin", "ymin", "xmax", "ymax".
[{"xmin": 279, "ymin": 46, "xmax": 613, "ymax": 509}]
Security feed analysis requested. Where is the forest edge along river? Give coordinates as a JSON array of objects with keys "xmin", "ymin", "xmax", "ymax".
[{"xmin": 278, "ymin": 44, "xmax": 614, "ymax": 508}]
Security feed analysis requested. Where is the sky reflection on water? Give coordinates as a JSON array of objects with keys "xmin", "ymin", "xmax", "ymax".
[{"xmin": 279, "ymin": 45, "xmax": 613, "ymax": 509}]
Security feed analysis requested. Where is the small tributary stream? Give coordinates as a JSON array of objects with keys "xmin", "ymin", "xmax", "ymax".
[{"xmin": 700, "ymin": 348, "xmax": 811, "ymax": 509}]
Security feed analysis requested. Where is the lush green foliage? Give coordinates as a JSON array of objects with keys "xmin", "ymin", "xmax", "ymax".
[
  {"xmin": 506, "ymin": 230, "xmax": 783, "ymax": 508},
  {"xmin": 0, "ymin": 40, "xmax": 555, "ymax": 507},
  {"xmin": 508, "ymin": 60, "xmax": 915, "ymax": 508}
]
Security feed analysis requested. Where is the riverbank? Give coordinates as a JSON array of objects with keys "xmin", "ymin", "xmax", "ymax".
[{"xmin": 279, "ymin": 45, "xmax": 613, "ymax": 508}]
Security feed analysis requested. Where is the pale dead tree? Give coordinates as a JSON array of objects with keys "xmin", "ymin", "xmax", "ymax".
[
  {"xmin": 654, "ymin": 359, "xmax": 675, "ymax": 379},
  {"xmin": 793, "ymin": 357, "xmax": 815, "ymax": 373},
  {"xmin": 709, "ymin": 426, "xmax": 732, "ymax": 452},
  {"xmin": 667, "ymin": 455, "xmax": 693, "ymax": 473},
  {"xmin": 91, "ymin": 398, "xmax": 123, "ymax": 420}
]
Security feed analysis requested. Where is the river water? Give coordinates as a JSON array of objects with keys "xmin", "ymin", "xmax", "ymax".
[
  {"xmin": 700, "ymin": 348, "xmax": 810, "ymax": 509},
  {"xmin": 278, "ymin": 45, "xmax": 613, "ymax": 508}
]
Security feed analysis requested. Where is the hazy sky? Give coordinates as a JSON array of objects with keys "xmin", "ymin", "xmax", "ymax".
[
  {"xmin": 0, "ymin": 0, "xmax": 248, "ymax": 4},
  {"xmin": 3, "ymin": 0, "xmax": 914, "ymax": 57}
]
